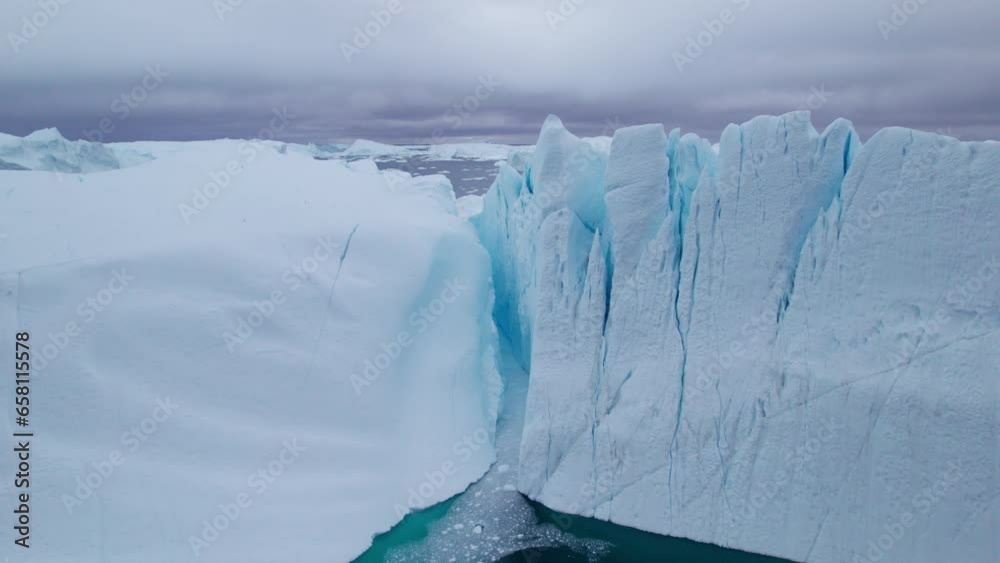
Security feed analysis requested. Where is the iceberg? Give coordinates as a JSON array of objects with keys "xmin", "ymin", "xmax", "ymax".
[
  {"xmin": 2, "ymin": 115, "xmax": 994, "ymax": 563},
  {"xmin": 0, "ymin": 139, "xmax": 502, "ymax": 562},
  {"xmin": 475, "ymin": 113, "xmax": 999, "ymax": 563},
  {"xmin": 341, "ymin": 139, "xmax": 418, "ymax": 159},
  {"xmin": 424, "ymin": 142, "xmax": 520, "ymax": 161},
  {"xmin": 0, "ymin": 128, "xmax": 153, "ymax": 172}
]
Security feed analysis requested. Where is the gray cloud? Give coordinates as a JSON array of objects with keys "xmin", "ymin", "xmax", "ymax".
[{"xmin": 0, "ymin": 0, "xmax": 997, "ymax": 143}]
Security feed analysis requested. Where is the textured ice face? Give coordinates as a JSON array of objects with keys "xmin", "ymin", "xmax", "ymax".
[
  {"xmin": 473, "ymin": 115, "xmax": 614, "ymax": 369},
  {"xmin": 475, "ymin": 113, "xmax": 999, "ymax": 563}
]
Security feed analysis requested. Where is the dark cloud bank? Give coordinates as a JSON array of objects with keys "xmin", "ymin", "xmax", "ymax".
[{"xmin": 1, "ymin": 0, "xmax": 997, "ymax": 143}]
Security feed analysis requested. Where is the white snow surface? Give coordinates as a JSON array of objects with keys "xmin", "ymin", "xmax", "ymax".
[
  {"xmin": 474, "ymin": 113, "xmax": 1000, "ymax": 563},
  {"xmin": 0, "ymin": 138, "xmax": 502, "ymax": 562}
]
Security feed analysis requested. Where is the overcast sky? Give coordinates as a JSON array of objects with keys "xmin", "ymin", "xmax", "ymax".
[{"xmin": 1, "ymin": 0, "xmax": 997, "ymax": 143}]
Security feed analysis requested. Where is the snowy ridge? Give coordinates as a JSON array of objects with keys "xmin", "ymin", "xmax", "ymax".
[
  {"xmin": 474, "ymin": 113, "xmax": 999, "ymax": 563},
  {"xmin": 0, "ymin": 128, "xmax": 519, "ymax": 174},
  {"xmin": 341, "ymin": 139, "xmax": 521, "ymax": 161},
  {"xmin": 425, "ymin": 142, "xmax": 520, "ymax": 161},
  {"xmin": 0, "ymin": 128, "xmax": 154, "ymax": 172},
  {"xmin": 341, "ymin": 138, "xmax": 417, "ymax": 158}
]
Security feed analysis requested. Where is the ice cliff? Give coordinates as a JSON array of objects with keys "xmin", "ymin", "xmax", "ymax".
[
  {"xmin": 0, "ymin": 140, "xmax": 502, "ymax": 562},
  {"xmin": 474, "ymin": 112, "xmax": 999, "ymax": 563}
]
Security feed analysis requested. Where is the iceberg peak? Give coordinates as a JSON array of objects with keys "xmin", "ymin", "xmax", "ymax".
[
  {"xmin": 541, "ymin": 113, "xmax": 566, "ymax": 130},
  {"xmin": 23, "ymin": 127, "xmax": 66, "ymax": 142}
]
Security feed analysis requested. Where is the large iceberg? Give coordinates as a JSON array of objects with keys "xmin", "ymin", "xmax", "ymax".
[
  {"xmin": 0, "ymin": 138, "xmax": 502, "ymax": 562},
  {"xmin": 474, "ymin": 113, "xmax": 999, "ymax": 563}
]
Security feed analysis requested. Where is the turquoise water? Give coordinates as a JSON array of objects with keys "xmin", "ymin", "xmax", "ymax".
[
  {"xmin": 355, "ymin": 494, "xmax": 793, "ymax": 563},
  {"xmin": 352, "ymin": 498, "xmax": 459, "ymax": 563},
  {"xmin": 346, "ymin": 265, "xmax": 794, "ymax": 563},
  {"xmin": 515, "ymin": 500, "xmax": 793, "ymax": 563}
]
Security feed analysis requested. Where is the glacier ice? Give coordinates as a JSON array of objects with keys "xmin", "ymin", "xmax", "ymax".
[
  {"xmin": 457, "ymin": 193, "xmax": 486, "ymax": 219},
  {"xmin": 0, "ymin": 128, "xmax": 154, "ymax": 172},
  {"xmin": 344, "ymin": 139, "xmax": 521, "ymax": 162},
  {"xmin": 474, "ymin": 112, "xmax": 999, "ymax": 563},
  {"xmin": 0, "ymin": 139, "xmax": 502, "ymax": 563},
  {"xmin": 2, "ymin": 117, "xmax": 995, "ymax": 563},
  {"xmin": 341, "ymin": 138, "xmax": 418, "ymax": 159},
  {"xmin": 425, "ymin": 142, "xmax": 520, "ymax": 161},
  {"xmin": 474, "ymin": 115, "xmax": 614, "ymax": 368},
  {"xmin": 373, "ymin": 338, "xmax": 612, "ymax": 562}
]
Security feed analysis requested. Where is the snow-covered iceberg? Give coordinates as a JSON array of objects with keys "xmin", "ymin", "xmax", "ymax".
[
  {"xmin": 341, "ymin": 139, "xmax": 418, "ymax": 159},
  {"xmin": 0, "ymin": 139, "xmax": 502, "ymax": 562},
  {"xmin": 424, "ymin": 142, "xmax": 520, "ymax": 161},
  {"xmin": 474, "ymin": 113, "xmax": 999, "ymax": 563},
  {"xmin": 0, "ymin": 128, "xmax": 154, "ymax": 172},
  {"xmin": 342, "ymin": 139, "xmax": 522, "ymax": 162}
]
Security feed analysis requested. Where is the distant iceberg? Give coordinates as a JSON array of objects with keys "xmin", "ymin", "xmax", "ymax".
[
  {"xmin": 425, "ymin": 142, "xmax": 520, "ymax": 161},
  {"xmin": 342, "ymin": 138, "xmax": 523, "ymax": 162},
  {"xmin": 340, "ymin": 138, "xmax": 417, "ymax": 158},
  {"xmin": 0, "ymin": 128, "xmax": 154, "ymax": 172}
]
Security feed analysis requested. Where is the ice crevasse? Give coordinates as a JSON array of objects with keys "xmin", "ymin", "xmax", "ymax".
[{"xmin": 473, "ymin": 112, "xmax": 999, "ymax": 563}]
